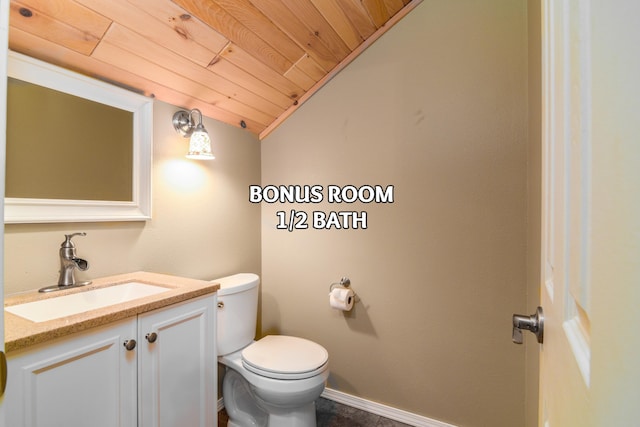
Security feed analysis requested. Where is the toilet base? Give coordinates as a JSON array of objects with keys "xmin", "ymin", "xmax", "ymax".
[
  {"xmin": 226, "ymin": 404, "xmax": 316, "ymax": 427},
  {"xmin": 264, "ymin": 402, "xmax": 317, "ymax": 427},
  {"xmin": 223, "ymin": 369, "xmax": 268, "ymax": 427},
  {"xmin": 222, "ymin": 364, "xmax": 324, "ymax": 427}
]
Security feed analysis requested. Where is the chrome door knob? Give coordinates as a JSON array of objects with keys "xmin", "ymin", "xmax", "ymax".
[
  {"xmin": 145, "ymin": 332, "xmax": 158, "ymax": 343},
  {"xmin": 512, "ymin": 307, "xmax": 544, "ymax": 344}
]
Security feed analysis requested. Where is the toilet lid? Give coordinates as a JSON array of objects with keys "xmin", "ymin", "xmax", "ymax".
[{"xmin": 241, "ymin": 335, "xmax": 329, "ymax": 380}]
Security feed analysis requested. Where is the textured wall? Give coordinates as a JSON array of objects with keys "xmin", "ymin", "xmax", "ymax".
[{"xmin": 260, "ymin": 1, "xmax": 529, "ymax": 426}]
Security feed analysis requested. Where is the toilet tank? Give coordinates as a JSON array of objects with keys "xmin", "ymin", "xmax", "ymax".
[{"xmin": 213, "ymin": 273, "xmax": 259, "ymax": 356}]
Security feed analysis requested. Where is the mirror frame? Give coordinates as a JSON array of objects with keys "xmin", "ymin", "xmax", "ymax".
[{"xmin": 5, "ymin": 51, "xmax": 153, "ymax": 224}]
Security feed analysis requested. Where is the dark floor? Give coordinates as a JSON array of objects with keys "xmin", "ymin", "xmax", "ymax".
[{"xmin": 218, "ymin": 397, "xmax": 412, "ymax": 427}]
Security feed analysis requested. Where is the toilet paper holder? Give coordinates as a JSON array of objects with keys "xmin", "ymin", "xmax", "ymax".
[
  {"xmin": 329, "ymin": 277, "xmax": 352, "ymax": 292},
  {"xmin": 329, "ymin": 277, "xmax": 358, "ymax": 301},
  {"xmin": 329, "ymin": 277, "xmax": 358, "ymax": 311}
]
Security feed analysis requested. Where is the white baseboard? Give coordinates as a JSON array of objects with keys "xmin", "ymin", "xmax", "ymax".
[
  {"xmin": 218, "ymin": 388, "xmax": 458, "ymax": 427},
  {"xmin": 321, "ymin": 388, "xmax": 458, "ymax": 427}
]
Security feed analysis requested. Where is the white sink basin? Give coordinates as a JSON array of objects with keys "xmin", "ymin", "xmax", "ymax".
[{"xmin": 5, "ymin": 282, "xmax": 170, "ymax": 323}]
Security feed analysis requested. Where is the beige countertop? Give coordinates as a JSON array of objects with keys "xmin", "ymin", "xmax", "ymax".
[{"xmin": 4, "ymin": 271, "xmax": 219, "ymax": 354}]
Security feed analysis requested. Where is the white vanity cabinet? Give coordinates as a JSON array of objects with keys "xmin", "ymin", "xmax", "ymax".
[
  {"xmin": 6, "ymin": 294, "xmax": 216, "ymax": 427},
  {"xmin": 6, "ymin": 318, "xmax": 138, "ymax": 427},
  {"xmin": 137, "ymin": 295, "xmax": 216, "ymax": 427}
]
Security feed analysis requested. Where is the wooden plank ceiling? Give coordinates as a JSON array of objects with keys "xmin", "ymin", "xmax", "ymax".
[{"xmin": 8, "ymin": 0, "xmax": 420, "ymax": 138}]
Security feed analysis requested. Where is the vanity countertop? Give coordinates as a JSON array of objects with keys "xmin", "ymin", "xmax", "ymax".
[{"xmin": 4, "ymin": 271, "xmax": 219, "ymax": 353}]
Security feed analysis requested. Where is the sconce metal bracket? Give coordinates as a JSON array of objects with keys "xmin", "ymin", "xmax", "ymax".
[{"xmin": 172, "ymin": 110, "xmax": 194, "ymax": 137}]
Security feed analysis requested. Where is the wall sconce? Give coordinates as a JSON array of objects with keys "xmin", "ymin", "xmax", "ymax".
[{"xmin": 172, "ymin": 108, "xmax": 215, "ymax": 160}]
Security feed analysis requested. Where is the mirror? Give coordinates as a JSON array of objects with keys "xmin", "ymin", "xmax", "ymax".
[{"xmin": 5, "ymin": 51, "xmax": 152, "ymax": 223}]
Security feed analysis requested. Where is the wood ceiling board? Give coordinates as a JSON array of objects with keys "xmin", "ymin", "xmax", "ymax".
[
  {"xmin": 362, "ymin": 0, "xmax": 392, "ymax": 28},
  {"xmin": 127, "ymin": 0, "xmax": 229, "ymax": 55},
  {"xmin": 172, "ymin": 0, "xmax": 293, "ymax": 75},
  {"xmin": 280, "ymin": 0, "xmax": 352, "ymax": 60},
  {"xmin": 336, "ymin": 0, "xmax": 378, "ymax": 40},
  {"xmin": 219, "ymin": 43, "xmax": 305, "ymax": 101},
  {"xmin": 210, "ymin": 0, "xmax": 306, "ymax": 65},
  {"xmin": 103, "ymin": 24, "xmax": 286, "ymax": 119},
  {"xmin": 294, "ymin": 54, "xmax": 327, "ymax": 82},
  {"xmin": 92, "ymin": 40, "xmax": 276, "ymax": 126},
  {"xmin": 75, "ymin": 0, "xmax": 222, "ymax": 68},
  {"xmin": 310, "ymin": 0, "xmax": 363, "ymax": 50},
  {"xmin": 206, "ymin": 54, "xmax": 295, "ymax": 110},
  {"xmin": 284, "ymin": 66, "xmax": 316, "ymax": 92},
  {"xmin": 249, "ymin": 0, "xmax": 340, "ymax": 72},
  {"xmin": 10, "ymin": 1, "xmax": 103, "ymax": 55}
]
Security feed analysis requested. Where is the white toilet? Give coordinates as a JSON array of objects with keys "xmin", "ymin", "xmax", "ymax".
[{"xmin": 214, "ymin": 273, "xmax": 329, "ymax": 427}]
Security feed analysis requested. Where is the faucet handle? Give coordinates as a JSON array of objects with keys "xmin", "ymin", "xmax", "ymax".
[{"xmin": 62, "ymin": 232, "xmax": 87, "ymax": 248}]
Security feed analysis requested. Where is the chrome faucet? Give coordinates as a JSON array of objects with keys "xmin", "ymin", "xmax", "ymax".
[{"xmin": 39, "ymin": 232, "xmax": 91, "ymax": 293}]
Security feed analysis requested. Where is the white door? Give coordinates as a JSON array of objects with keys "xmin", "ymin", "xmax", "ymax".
[{"xmin": 538, "ymin": 0, "xmax": 640, "ymax": 426}]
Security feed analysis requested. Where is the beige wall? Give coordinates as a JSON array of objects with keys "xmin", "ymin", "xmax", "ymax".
[
  {"xmin": 261, "ymin": 1, "xmax": 529, "ymax": 426},
  {"xmin": 4, "ymin": 100, "xmax": 261, "ymax": 295}
]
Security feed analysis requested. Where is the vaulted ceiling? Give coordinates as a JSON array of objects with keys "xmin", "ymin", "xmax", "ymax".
[{"xmin": 8, "ymin": 0, "xmax": 421, "ymax": 138}]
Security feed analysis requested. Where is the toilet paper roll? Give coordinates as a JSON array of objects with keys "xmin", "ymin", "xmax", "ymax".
[{"xmin": 329, "ymin": 287, "xmax": 355, "ymax": 311}]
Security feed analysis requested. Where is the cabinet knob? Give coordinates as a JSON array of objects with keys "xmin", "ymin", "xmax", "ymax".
[
  {"xmin": 123, "ymin": 339, "xmax": 137, "ymax": 351},
  {"xmin": 145, "ymin": 332, "xmax": 158, "ymax": 343}
]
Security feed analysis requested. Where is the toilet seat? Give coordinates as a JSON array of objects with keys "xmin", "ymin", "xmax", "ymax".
[{"xmin": 242, "ymin": 335, "xmax": 329, "ymax": 380}]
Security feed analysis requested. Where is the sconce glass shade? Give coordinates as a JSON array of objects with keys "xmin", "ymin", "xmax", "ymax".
[
  {"xmin": 187, "ymin": 124, "xmax": 215, "ymax": 160},
  {"xmin": 173, "ymin": 109, "xmax": 215, "ymax": 160}
]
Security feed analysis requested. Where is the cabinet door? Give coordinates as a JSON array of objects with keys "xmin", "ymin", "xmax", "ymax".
[
  {"xmin": 138, "ymin": 295, "xmax": 216, "ymax": 427},
  {"xmin": 6, "ymin": 319, "xmax": 137, "ymax": 427}
]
